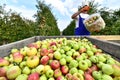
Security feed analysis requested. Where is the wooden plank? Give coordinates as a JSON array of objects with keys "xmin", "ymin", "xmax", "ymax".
[{"xmin": 90, "ymin": 35, "xmax": 120, "ymax": 40}]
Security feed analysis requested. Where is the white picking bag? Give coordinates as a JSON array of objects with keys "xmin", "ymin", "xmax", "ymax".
[{"xmin": 84, "ymin": 13, "xmax": 105, "ymax": 32}]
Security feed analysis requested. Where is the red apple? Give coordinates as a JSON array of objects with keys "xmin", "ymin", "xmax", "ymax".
[
  {"xmin": 54, "ymin": 69, "xmax": 62, "ymax": 78},
  {"xmin": 40, "ymin": 56, "xmax": 49, "ymax": 65},
  {"xmin": 86, "ymin": 65, "xmax": 98, "ymax": 74},
  {"xmin": 0, "ymin": 67, "xmax": 7, "ymax": 77},
  {"xmin": 65, "ymin": 73, "xmax": 72, "ymax": 80},
  {"xmin": 61, "ymin": 65, "xmax": 69, "ymax": 75},
  {"xmin": 50, "ymin": 42, "xmax": 57, "ymax": 46},
  {"xmin": 28, "ymin": 43, "xmax": 39, "ymax": 49},
  {"xmin": 40, "ymin": 48, "xmax": 49, "ymax": 56},
  {"xmin": 0, "ymin": 57, "xmax": 9, "ymax": 67},
  {"xmin": 50, "ymin": 60, "xmax": 60, "ymax": 70},
  {"xmin": 79, "ymin": 47, "xmax": 86, "ymax": 53},
  {"xmin": 28, "ymin": 72, "xmax": 39, "ymax": 80},
  {"xmin": 56, "ymin": 76, "xmax": 64, "ymax": 80},
  {"xmin": 48, "ymin": 49, "xmax": 54, "ymax": 53},
  {"xmin": 84, "ymin": 72, "xmax": 94, "ymax": 80},
  {"xmin": 13, "ymin": 52, "xmax": 23, "ymax": 63}
]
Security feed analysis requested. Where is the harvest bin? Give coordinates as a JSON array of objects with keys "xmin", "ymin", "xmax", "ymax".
[{"xmin": 0, "ymin": 36, "xmax": 120, "ymax": 60}]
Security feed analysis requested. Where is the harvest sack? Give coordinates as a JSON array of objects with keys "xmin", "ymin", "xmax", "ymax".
[{"xmin": 84, "ymin": 13, "xmax": 105, "ymax": 32}]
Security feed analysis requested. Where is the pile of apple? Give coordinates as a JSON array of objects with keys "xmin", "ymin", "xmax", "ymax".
[{"xmin": 0, "ymin": 38, "xmax": 120, "ymax": 80}]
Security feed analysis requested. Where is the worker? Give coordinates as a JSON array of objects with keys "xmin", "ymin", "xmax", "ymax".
[{"xmin": 71, "ymin": 1, "xmax": 90, "ymax": 35}]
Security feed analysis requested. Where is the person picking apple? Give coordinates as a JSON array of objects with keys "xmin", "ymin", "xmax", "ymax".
[{"xmin": 71, "ymin": 0, "xmax": 91, "ymax": 35}]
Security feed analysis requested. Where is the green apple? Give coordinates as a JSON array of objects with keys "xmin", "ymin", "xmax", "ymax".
[
  {"xmin": 73, "ymin": 43, "xmax": 79, "ymax": 50},
  {"xmin": 81, "ymin": 53, "xmax": 88, "ymax": 59},
  {"xmin": 16, "ymin": 74, "xmax": 28, "ymax": 80},
  {"xmin": 39, "ymin": 74, "xmax": 47, "ymax": 80},
  {"xmin": 20, "ymin": 61, "xmax": 26, "ymax": 68},
  {"xmin": 97, "ymin": 62, "xmax": 105, "ymax": 69},
  {"xmin": 78, "ymin": 60, "xmax": 89, "ymax": 71},
  {"xmin": 113, "ymin": 77, "xmax": 120, "ymax": 80},
  {"xmin": 66, "ymin": 51, "xmax": 73, "ymax": 56},
  {"xmin": 73, "ymin": 73, "xmax": 84, "ymax": 80},
  {"xmin": 76, "ymin": 55, "xmax": 84, "ymax": 62},
  {"xmin": 69, "ymin": 67, "xmax": 78, "ymax": 75},
  {"xmin": 11, "ymin": 48, "xmax": 18, "ymax": 54},
  {"xmin": 35, "ymin": 65, "xmax": 45, "ymax": 75},
  {"xmin": 72, "ymin": 51, "xmax": 80, "ymax": 58},
  {"xmin": 22, "ymin": 66, "xmax": 31, "ymax": 75},
  {"xmin": 97, "ymin": 54, "xmax": 106, "ymax": 62},
  {"xmin": 44, "ymin": 65, "xmax": 51, "ymax": 73},
  {"xmin": 31, "ymin": 68, "xmax": 36, "ymax": 73},
  {"xmin": 26, "ymin": 56, "xmax": 39, "ymax": 68},
  {"xmin": 78, "ymin": 70, "xmax": 84, "ymax": 75},
  {"xmin": 61, "ymin": 54, "xmax": 66, "ymax": 58},
  {"xmin": 65, "ymin": 56, "xmax": 73, "ymax": 63},
  {"xmin": 101, "ymin": 74, "xmax": 113, "ymax": 80},
  {"xmin": 6, "ymin": 66, "xmax": 21, "ymax": 80},
  {"xmin": 53, "ymin": 51, "xmax": 61, "ymax": 60},
  {"xmin": 69, "ymin": 60, "xmax": 78, "ymax": 68},
  {"xmin": 102, "ymin": 64, "xmax": 114, "ymax": 75},
  {"xmin": 46, "ymin": 69, "xmax": 54, "ymax": 78},
  {"xmin": 92, "ymin": 71, "xmax": 102, "ymax": 79},
  {"xmin": 106, "ymin": 58, "xmax": 115, "ymax": 65},
  {"xmin": 112, "ymin": 64, "xmax": 120, "ymax": 77},
  {"xmin": 85, "ymin": 59, "xmax": 92, "ymax": 67},
  {"xmin": 60, "ymin": 58, "xmax": 66, "ymax": 65},
  {"xmin": 59, "ymin": 49, "xmax": 65, "ymax": 54},
  {"xmin": 86, "ymin": 50, "xmax": 94, "ymax": 57},
  {"xmin": 48, "ymin": 77, "xmax": 55, "ymax": 80},
  {"xmin": 20, "ymin": 46, "xmax": 29, "ymax": 56},
  {"xmin": 63, "ymin": 46, "xmax": 71, "ymax": 52},
  {"xmin": 89, "ymin": 56, "xmax": 98, "ymax": 63}
]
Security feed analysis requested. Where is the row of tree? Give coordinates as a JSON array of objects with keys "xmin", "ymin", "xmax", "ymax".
[
  {"xmin": 0, "ymin": 1, "xmax": 60, "ymax": 45},
  {"xmin": 63, "ymin": 0, "xmax": 120, "ymax": 35}
]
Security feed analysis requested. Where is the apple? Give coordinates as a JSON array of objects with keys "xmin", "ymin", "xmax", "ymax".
[
  {"xmin": 54, "ymin": 69, "xmax": 62, "ymax": 78},
  {"xmin": 20, "ymin": 46, "xmax": 29, "ymax": 56},
  {"xmin": 63, "ymin": 46, "xmax": 71, "ymax": 52},
  {"xmin": 102, "ymin": 64, "xmax": 114, "ymax": 75},
  {"xmin": 72, "ymin": 73, "xmax": 84, "ymax": 80},
  {"xmin": 0, "ymin": 77, "xmax": 7, "ymax": 80},
  {"xmin": 69, "ymin": 60, "xmax": 78, "ymax": 68},
  {"xmin": 72, "ymin": 51, "xmax": 80, "ymax": 59},
  {"xmin": 40, "ymin": 48, "xmax": 49, "ymax": 56},
  {"xmin": 27, "ymin": 47, "xmax": 37, "ymax": 56},
  {"xmin": 20, "ymin": 61, "xmax": 26, "ymax": 68},
  {"xmin": 0, "ymin": 67, "xmax": 7, "ymax": 77},
  {"xmin": 53, "ymin": 51, "xmax": 61, "ymax": 60},
  {"xmin": 61, "ymin": 65, "xmax": 69, "ymax": 75},
  {"xmin": 0, "ymin": 57, "xmax": 9, "ymax": 67},
  {"xmin": 45, "ymin": 69, "xmax": 54, "ymax": 78},
  {"xmin": 31, "ymin": 69, "xmax": 36, "ymax": 73},
  {"xmin": 39, "ymin": 74, "xmax": 47, "ymax": 80},
  {"xmin": 60, "ymin": 58, "xmax": 66, "ymax": 65},
  {"xmin": 81, "ymin": 53, "xmax": 88, "ymax": 59},
  {"xmin": 40, "ymin": 56, "xmax": 49, "ymax": 65},
  {"xmin": 73, "ymin": 43, "xmax": 79, "ymax": 50},
  {"xmin": 97, "ymin": 54, "xmax": 106, "ymax": 62},
  {"xmin": 48, "ymin": 49, "xmax": 54, "ymax": 54},
  {"xmin": 65, "ymin": 56, "xmax": 73, "ymax": 63},
  {"xmin": 92, "ymin": 71, "xmax": 102, "ymax": 79},
  {"xmin": 79, "ymin": 46, "xmax": 86, "ymax": 53},
  {"xmin": 15, "ymin": 74, "xmax": 28, "ymax": 80},
  {"xmin": 86, "ymin": 50, "xmax": 94, "ymax": 57},
  {"xmin": 87, "ymin": 64, "xmax": 99, "ymax": 74},
  {"xmin": 106, "ymin": 58, "xmax": 115, "ymax": 65},
  {"xmin": 69, "ymin": 67, "xmax": 78, "ymax": 75},
  {"xmin": 65, "ymin": 73, "xmax": 72, "ymax": 80},
  {"xmin": 66, "ymin": 51, "xmax": 73, "ymax": 56},
  {"xmin": 44, "ymin": 65, "xmax": 51, "ymax": 73},
  {"xmin": 28, "ymin": 43, "xmax": 39, "ymax": 49},
  {"xmin": 112, "ymin": 64, "xmax": 120, "ymax": 77},
  {"xmin": 48, "ymin": 53, "xmax": 54, "ymax": 60},
  {"xmin": 11, "ymin": 48, "xmax": 19, "ymax": 54},
  {"xmin": 78, "ymin": 60, "xmax": 89, "ymax": 71},
  {"xmin": 50, "ymin": 60, "xmax": 60, "ymax": 70},
  {"xmin": 26, "ymin": 56, "xmax": 39, "ymax": 68},
  {"xmin": 97, "ymin": 62, "xmax": 105, "ymax": 69},
  {"xmin": 48, "ymin": 77, "xmax": 55, "ymax": 80},
  {"xmin": 35, "ymin": 65, "xmax": 44, "ymax": 75},
  {"xmin": 84, "ymin": 72, "xmax": 94, "ymax": 80},
  {"xmin": 22, "ymin": 66, "xmax": 31, "ymax": 75},
  {"xmin": 50, "ymin": 42, "xmax": 56, "ymax": 46},
  {"xmin": 78, "ymin": 70, "xmax": 84, "ymax": 75},
  {"xmin": 59, "ymin": 49, "xmax": 65, "ymax": 54},
  {"xmin": 61, "ymin": 54, "xmax": 66, "ymax": 58},
  {"xmin": 6, "ymin": 66, "xmax": 21, "ymax": 80},
  {"xmin": 113, "ymin": 77, "xmax": 120, "ymax": 80},
  {"xmin": 85, "ymin": 59, "xmax": 92, "ymax": 67},
  {"xmin": 89, "ymin": 56, "xmax": 98, "ymax": 63},
  {"xmin": 56, "ymin": 76, "xmax": 65, "ymax": 80},
  {"xmin": 101, "ymin": 74, "xmax": 113, "ymax": 80},
  {"xmin": 28, "ymin": 72, "xmax": 39, "ymax": 80},
  {"xmin": 13, "ymin": 52, "xmax": 23, "ymax": 63},
  {"xmin": 76, "ymin": 55, "xmax": 84, "ymax": 62}
]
